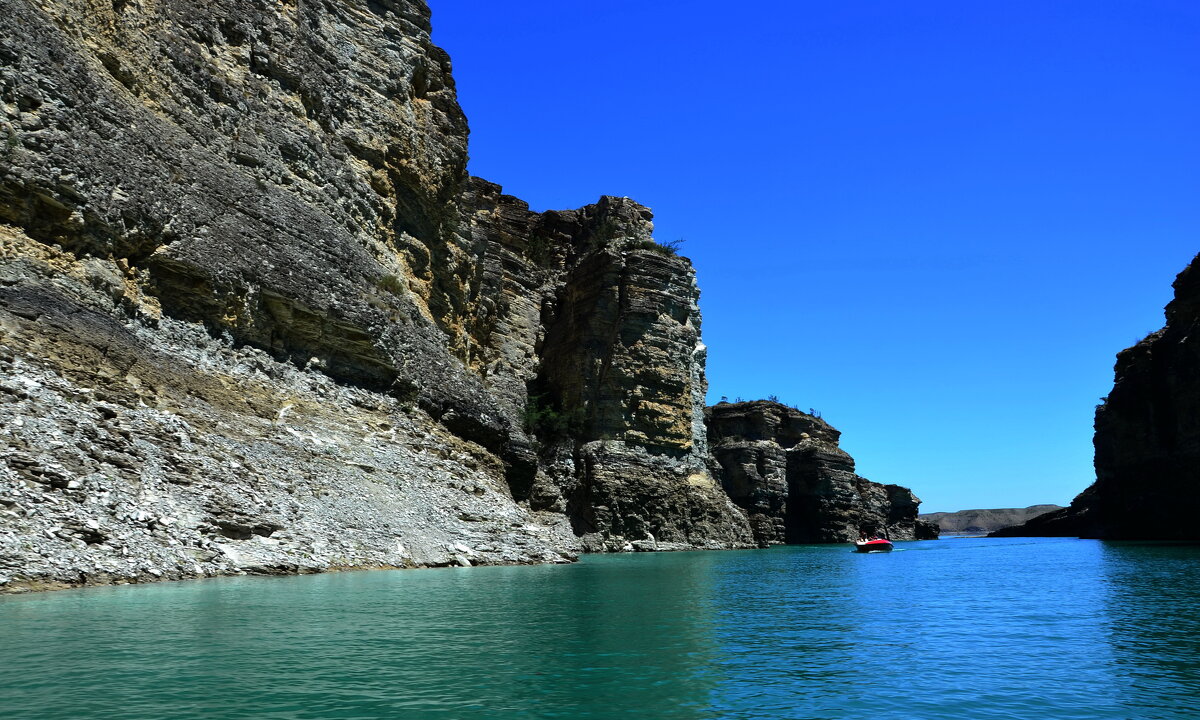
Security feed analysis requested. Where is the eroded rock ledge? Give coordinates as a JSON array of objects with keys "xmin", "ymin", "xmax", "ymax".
[
  {"xmin": 1, "ymin": 0, "xmax": 928, "ymax": 592},
  {"xmin": 707, "ymin": 401, "xmax": 938, "ymax": 546}
]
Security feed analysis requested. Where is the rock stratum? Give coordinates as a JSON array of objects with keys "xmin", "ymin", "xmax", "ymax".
[
  {"xmin": 708, "ymin": 401, "xmax": 938, "ymax": 545},
  {"xmin": 0, "ymin": 0, "xmax": 929, "ymax": 592},
  {"xmin": 994, "ymin": 253, "xmax": 1200, "ymax": 539}
]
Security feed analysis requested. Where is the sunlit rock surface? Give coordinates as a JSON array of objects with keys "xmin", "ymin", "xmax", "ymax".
[
  {"xmin": 3, "ymin": 0, "xmax": 945, "ymax": 591},
  {"xmin": 706, "ymin": 401, "xmax": 938, "ymax": 546},
  {"xmin": 1, "ymin": 0, "xmax": 760, "ymax": 591}
]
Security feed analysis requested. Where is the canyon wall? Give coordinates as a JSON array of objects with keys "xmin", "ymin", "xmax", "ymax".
[
  {"xmin": 1, "ymin": 0, "xmax": 925, "ymax": 591},
  {"xmin": 995, "ymin": 253, "xmax": 1200, "ymax": 539}
]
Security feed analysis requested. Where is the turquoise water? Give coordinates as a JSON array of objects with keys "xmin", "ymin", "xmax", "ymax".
[{"xmin": 3, "ymin": 537, "xmax": 1200, "ymax": 719}]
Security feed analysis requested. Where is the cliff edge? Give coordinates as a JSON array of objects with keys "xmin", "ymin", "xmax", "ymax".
[
  {"xmin": 1, "ymin": 0, "xmax": 928, "ymax": 591},
  {"xmin": 995, "ymin": 253, "xmax": 1200, "ymax": 539},
  {"xmin": 0, "ymin": 0, "xmax": 753, "ymax": 591},
  {"xmin": 707, "ymin": 401, "xmax": 938, "ymax": 546}
]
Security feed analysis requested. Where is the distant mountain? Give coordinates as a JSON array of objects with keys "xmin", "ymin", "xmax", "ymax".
[{"xmin": 920, "ymin": 505, "xmax": 1064, "ymax": 534}]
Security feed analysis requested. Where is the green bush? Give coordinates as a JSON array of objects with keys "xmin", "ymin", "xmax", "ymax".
[
  {"xmin": 661, "ymin": 237, "xmax": 686, "ymax": 253},
  {"xmin": 523, "ymin": 393, "xmax": 584, "ymax": 438},
  {"xmin": 627, "ymin": 238, "xmax": 685, "ymax": 257},
  {"xmin": 2, "ymin": 127, "xmax": 18, "ymax": 158},
  {"xmin": 377, "ymin": 274, "xmax": 404, "ymax": 295},
  {"xmin": 525, "ymin": 234, "xmax": 551, "ymax": 264}
]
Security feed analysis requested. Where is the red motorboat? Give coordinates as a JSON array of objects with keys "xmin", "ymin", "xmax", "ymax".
[{"xmin": 854, "ymin": 538, "xmax": 894, "ymax": 553}]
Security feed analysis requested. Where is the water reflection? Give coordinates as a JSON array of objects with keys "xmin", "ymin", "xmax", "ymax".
[
  {"xmin": 1, "ymin": 554, "xmax": 727, "ymax": 720},
  {"xmin": 1100, "ymin": 542, "xmax": 1200, "ymax": 719},
  {"xmin": 461, "ymin": 551, "xmax": 724, "ymax": 718},
  {"xmin": 5, "ymin": 539, "xmax": 1200, "ymax": 719},
  {"xmin": 705, "ymin": 540, "xmax": 1130, "ymax": 719},
  {"xmin": 705, "ymin": 546, "xmax": 858, "ymax": 718}
]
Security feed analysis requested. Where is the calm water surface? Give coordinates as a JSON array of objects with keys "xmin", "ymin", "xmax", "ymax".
[{"xmin": 3, "ymin": 537, "xmax": 1200, "ymax": 719}]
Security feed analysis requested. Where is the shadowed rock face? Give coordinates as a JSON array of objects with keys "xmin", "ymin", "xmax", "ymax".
[
  {"xmin": 706, "ymin": 401, "xmax": 938, "ymax": 546},
  {"xmin": 1090, "ymin": 254, "xmax": 1200, "ymax": 539},
  {"xmin": 1, "ymin": 0, "xmax": 755, "ymax": 590},
  {"xmin": 994, "ymin": 253, "xmax": 1200, "ymax": 540}
]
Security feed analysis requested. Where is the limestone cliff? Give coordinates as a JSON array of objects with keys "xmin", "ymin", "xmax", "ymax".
[
  {"xmin": 995, "ymin": 253, "xmax": 1200, "ymax": 540},
  {"xmin": 1, "ymin": 0, "xmax": 755, "ymax": 591},
  {"xmin": 0, "ymin": 0, "xmax": 937, "ymax": 592},
  {"xmin": 456, "ymin": 180, "xmax": 750, "ymax": 552},
  {"xmin": 706, "ymin": 401, "xmax": 938, "ymax": 546}
]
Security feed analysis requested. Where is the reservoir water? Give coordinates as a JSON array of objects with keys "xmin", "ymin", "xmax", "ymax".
[{"xmin": 3, "ymin": 537, "xmax": 1199, "ymax": 719}]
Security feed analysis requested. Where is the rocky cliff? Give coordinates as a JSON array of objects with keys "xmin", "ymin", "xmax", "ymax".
[
  {"xmin": 0, "ymin": 0, "xmax": 755, "ymax": 591},
  {"xmin": 706, "ymin": 401, "xmax": 938, "ymax": 545},
  {"xmin": 994, "ymin": 253, "xmax": 1200, "ymax": 539},
  {"xmin": 1, "ymin": 0, "xmax": 926, "ymax": 592},
  {"xmin": 456, "ymin": 180, "xmax": 750, "ymax": 553}
]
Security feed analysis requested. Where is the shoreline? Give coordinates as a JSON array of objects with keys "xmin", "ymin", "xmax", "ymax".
[{"xmin": 4, "ymin": 537, "xmax": 959, "ymax": 596}]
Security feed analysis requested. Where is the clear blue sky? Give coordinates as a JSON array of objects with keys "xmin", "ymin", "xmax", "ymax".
[{"xmin": 428, "ymin": 1, "xmax": 1200, "ymax": 513}]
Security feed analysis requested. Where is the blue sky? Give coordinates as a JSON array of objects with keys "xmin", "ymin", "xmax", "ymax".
[{"xmin": 428, "ymin": 1, "xmax": 1200, "ymax": 512}]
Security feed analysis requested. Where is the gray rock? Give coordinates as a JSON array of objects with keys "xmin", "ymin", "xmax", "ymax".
[
  {"xmin": 0, "ymin": 0, "xmax": 928, "ymax": 594},
  {"xmin": 707, "ymin": 401, "xmax": 938, "ymax": 545}
]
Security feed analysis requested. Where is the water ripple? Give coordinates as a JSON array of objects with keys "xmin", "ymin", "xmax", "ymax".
[{"xmin": 3, "ymin": 538, "xmax": 1200, "ymax": 719}]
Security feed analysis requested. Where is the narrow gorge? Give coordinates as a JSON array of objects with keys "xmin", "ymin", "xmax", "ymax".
[{"xmin": 0, "ymin": 0, "xmax": 932, "ymax": 592}]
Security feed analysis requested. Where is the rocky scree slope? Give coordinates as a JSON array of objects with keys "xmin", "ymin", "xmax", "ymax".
[
  {"xmin": 707, "ymin": 401, "xmax": 938, "ymax": 546},
  {"xmin": 1, "ymin": 0, "xmax": 925, "ymax": 591},
  {"xmin": 994, "ymin": 253, "xmax": 1200, "ymax": 539},
  {"xmin": 0, "ymin": 0, "xmax": 750, "ymax": 591}
]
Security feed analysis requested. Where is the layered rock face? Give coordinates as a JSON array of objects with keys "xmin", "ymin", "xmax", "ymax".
[
  {"xmin": 0, "ymin": 236, "xmax": 581, "ymax": 583},
  {"xmin": 998, "ymin": 253, "xmax": 1200, "ymax": 540},
  {"xmin": 1, "ymin": 0, "xmax": 752, "ymax": 591},
  {"xmin": 457, "ymin": 180, "xmax": 750, "ymax": 552},
  {"xmin": 706, "ymin": 401, "xmax": 938, "ymax": 546},
  {"xmin": 3, "ymin": 0, "xmax": 941, "ymax": 591}
]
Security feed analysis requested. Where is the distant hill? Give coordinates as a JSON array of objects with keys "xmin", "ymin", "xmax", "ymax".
[{"xmin": 920, "ymin": 505, "xmax": 1064, "ymax": 534}]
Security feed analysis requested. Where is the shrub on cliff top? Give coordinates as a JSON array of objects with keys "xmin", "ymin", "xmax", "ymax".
[{"xmin": 627, "ymin": 237, "xmax": 685, "ymax": 257}]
